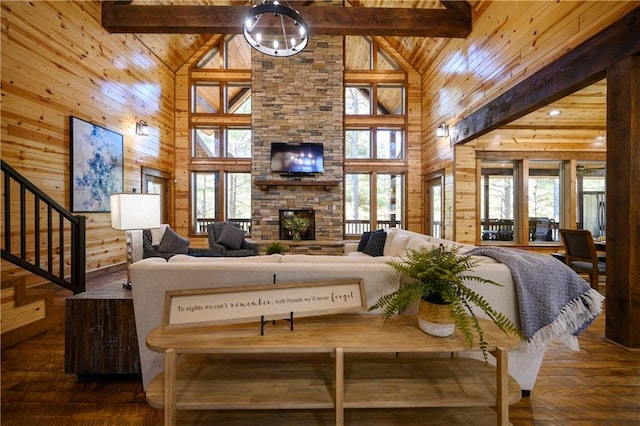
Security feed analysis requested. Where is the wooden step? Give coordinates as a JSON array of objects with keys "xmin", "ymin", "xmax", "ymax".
[
  {"xmin": 1, "ymin": 276, "xmax": 62, "ymax": 349},
  {"xmin": 1, "ymin": 298, "xmax": 48, "ymax": 333}
]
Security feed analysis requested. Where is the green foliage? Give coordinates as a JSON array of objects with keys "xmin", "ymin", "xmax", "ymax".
[
  {"xmin": 283, "ymin": 215, "xmax": 310, "ymax": 233},
  {"xmin": 369, "ymin": 245, "xmax": 524, "ymax": 362},
  {"xmin": 266, "ymin": 241, "xmax": 287, "ymax": 255}
]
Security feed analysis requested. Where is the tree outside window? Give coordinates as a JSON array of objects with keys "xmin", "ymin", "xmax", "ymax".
[
  {"xmin": 193, "ymin": 172, "xmax": 219, "ymax": 233},
  {"xmin": 345, "ymin": 173, "xmax": 371, "ymax": 234}
]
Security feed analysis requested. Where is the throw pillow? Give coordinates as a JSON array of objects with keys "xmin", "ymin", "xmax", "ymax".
[
  {"xmin": 357, "ymin": 231, "xmax": 371, "ymax": 252},
  {"xmin": 217, "ymin": 223, "xmax": 245, "ymax": 250},
  {"xmin": 157, "ymin": 227, "xmax": 190, "ymax": 254},
  {"xmin": 362, "ymin": 229, "xmax": 387, "ymax": 257},
  {"xmin": 150, "ymin": 225, "xmax": 169, "ymax": 246}
]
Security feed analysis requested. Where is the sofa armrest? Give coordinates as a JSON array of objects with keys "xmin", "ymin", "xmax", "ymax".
[
  {"xmin": 241, "ymin": 239, "xmax": 259, "ymax": 255},
  {"xmin": 208, "ymin": 242, "xmax": 228, "ymax": 256},
  {"xmin": 344, "ymin": 242, "xmax": 359, "ymax": 255}
]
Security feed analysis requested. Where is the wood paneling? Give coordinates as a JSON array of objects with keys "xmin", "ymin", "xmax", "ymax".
[
  {"xmin": 1, "ymin": 1, "xmax": 175, "ymax": 281},
  {"xmin": 421, "ymin": 2, "xmax": 638, "ymax": 245}
]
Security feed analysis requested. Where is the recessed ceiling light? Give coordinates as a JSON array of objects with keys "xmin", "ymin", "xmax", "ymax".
[{"xmin": 547, "ymin": 109, "xmax": 562, "ymax": 117}]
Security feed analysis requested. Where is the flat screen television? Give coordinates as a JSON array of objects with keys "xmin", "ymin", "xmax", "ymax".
[{"xmin": 270, "ymin": 142, "xmax": 324, "ymax": 174}]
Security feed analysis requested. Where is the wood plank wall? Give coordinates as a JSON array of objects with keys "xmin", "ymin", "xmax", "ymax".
[
  {"xmin": 420, "ymin": 1, "xmax": 638, "ymax": 244},
  {"xmin": 1, "ymin": 1, "xmax": 176, "ymax": 283}
]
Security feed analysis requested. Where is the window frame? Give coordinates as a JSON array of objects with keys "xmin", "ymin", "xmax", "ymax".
[
  {"xmin": 188, "ymin": 39, "xmax": 252, "ymax": 236},
  {"xmin": 344, "ymin": 37, "xmax": 408, "ymax": 237},
  {"xmin": 476, "ymin": 151, "xmax": 606, "ymax": 246}
]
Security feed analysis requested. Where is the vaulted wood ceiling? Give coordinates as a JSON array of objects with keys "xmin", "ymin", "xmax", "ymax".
[
  {"xmin": 108, "ymin": 0, "xmax": 470, "ymax": 74},
  {"xmin": 116, "ymin": 1, "xmax": 606, "ymax": 145},
  {"xmin": 476, "ymin": 79, "xmax": 607, "ymax": 146}
]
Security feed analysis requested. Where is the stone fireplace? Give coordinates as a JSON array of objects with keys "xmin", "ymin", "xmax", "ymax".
[{"xmin": 250, "ymin": 35, "xmax": 344, "ymax": 241}]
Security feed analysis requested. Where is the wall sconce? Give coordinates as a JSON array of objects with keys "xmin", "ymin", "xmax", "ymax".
[
  {"xmin": 135, "ymin": 120, "xmax": 149, "ymax": 136},
  {"xmin": 436, "ymin": 122, "xmax": 449, "ymax": 138}
]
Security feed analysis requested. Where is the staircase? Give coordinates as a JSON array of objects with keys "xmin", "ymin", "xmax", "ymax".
[
  {"xmin": 0, "ymin": 276, "xmax": 68, "ymax": 348},
  {"xmin": 1, "ymin": 160, "xmax": 86, "ymax": 348}
]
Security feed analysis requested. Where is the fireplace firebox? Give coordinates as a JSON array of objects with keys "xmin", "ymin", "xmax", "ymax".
[{"xmin": 279, "ymin": 209, "xmax": 315, "ymax": 240}]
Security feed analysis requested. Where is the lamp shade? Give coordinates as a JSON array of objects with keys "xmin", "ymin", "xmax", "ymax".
[{"xmin": 110, "ymin": 193, "xmax": 161, "ymax": 230}]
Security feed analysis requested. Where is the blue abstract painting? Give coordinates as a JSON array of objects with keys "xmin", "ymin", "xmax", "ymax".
[{"xmin": 71, "ymin": 116, "xmax": 123, "ymax": 212}]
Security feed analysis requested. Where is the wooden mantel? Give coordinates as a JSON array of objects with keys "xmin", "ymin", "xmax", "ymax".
[{"xmin": 255, "ymin": 179, "xmax": 341, "ymax": 192}]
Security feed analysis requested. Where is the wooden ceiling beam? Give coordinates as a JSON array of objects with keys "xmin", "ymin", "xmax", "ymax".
[
  {"xmin": 440, "ymin": 1, "xmax": 472, "ymax": 20},
  {"xmin": 101, "ymin": 3, "xmax": 470, "ymax": 38},
  {"xmin": 449, "ymin": 8, "xmax": 640, "ymax": 146}
]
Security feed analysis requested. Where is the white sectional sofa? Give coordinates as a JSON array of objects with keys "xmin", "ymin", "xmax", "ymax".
[{"xmin": 129, "ymin": 228, "xmax": 590, "ymax": 393}]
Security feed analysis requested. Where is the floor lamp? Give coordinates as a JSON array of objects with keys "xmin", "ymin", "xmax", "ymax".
[{"xmin": 110, "ymin": 193, "xmax": 161, "ymax": 289}]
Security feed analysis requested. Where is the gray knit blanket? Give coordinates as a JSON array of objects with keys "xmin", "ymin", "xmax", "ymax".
[{"xmin": 466, "ymin": 247, "xmax": 604, "ymax": 352}]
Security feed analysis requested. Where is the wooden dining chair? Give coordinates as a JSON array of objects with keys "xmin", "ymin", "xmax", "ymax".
[{"xmin": 559, "ymin": 228, "xmax": 606, "ymax": 290}]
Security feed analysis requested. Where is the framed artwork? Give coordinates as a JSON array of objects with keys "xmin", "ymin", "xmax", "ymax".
[{"xmin": 70, "ymin": 116, "xmax": 123, "ymax": 212}]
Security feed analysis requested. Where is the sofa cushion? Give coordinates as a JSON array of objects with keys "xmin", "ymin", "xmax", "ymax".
[
  {"xmin": 281, "ymin": 254, "xmax": 393, "ymax": 263},
  {"xmin": 387, "ymin": 231, "xmax": 412, "ymax": 257},
  {"xmin": 157, "ymin": 227, "xmax": 190, "ymax": 254},
  {"xmin": 406, "ymin": 237, "xmax": 440, "ymax": 253},
  {"xmin": 217, "ymin": 223, "xmax": 245, "ymax": 250},
  {"xmin": 357, "ymin": 232, "xmax": 371, "ymax": 252},
  {"xmin": 362, "ymin": 230, "xmax": 387, "ymax": 257},
  {"xmin": 168, "ymin": 254, "xmax": 283, "ymax": 263}
]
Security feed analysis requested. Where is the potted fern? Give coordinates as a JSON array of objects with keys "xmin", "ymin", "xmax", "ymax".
[
  {"xmin": 266, "ymin": 241, "xmax": 287, "ymax": 255},
  {"xmin": 369, "ymin": 245, "xmax": 523, "ymax": 360}
]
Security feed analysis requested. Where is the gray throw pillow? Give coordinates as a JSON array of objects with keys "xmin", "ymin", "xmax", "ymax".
[
  {"xmin": 217, "ymin": 223, "xmax": 245, "ymax": 250},
  {"xmin": 362, "ymin": 230, "xmax": 386, "ymax": 257},
  {"xmin": 157, "ymin": 227, "xmax": 190, "ymax": 254}
]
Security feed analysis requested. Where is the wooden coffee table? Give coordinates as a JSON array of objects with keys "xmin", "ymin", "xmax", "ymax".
[{"xmin": 145, "ymin": 314, "xmax": 521, "ymax": 425}]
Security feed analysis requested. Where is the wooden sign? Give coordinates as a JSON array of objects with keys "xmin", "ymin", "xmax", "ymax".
[{"xmin": 161, "ymin": 279, "xmax": 366, "ymax": 329}]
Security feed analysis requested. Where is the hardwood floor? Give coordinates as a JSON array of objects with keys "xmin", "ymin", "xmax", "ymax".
[{"xmin": 1, "ymin": 274, "xmax": 639, "ymax": 425}]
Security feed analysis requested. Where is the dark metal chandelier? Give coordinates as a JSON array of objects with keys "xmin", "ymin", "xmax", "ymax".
[{"xmin": 243, "ymin": 1, "xmax": 308, "ymax": 57}]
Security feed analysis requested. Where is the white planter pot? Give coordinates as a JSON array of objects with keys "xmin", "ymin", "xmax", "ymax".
[{"xmin": 417, "ymin": 299, "xmax": 455, "ymax": 338}]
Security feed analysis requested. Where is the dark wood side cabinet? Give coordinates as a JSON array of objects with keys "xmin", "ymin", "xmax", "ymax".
[{"xmin": 64, "ymin": 286, "xmax": 141, "ymax": 376}]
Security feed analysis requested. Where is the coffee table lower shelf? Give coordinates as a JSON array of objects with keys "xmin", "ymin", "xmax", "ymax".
[{"xmin": 146, "ymin": 354, "xmax": 521, "ymax": 424}]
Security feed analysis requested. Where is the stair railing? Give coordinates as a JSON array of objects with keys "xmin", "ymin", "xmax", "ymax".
[{"xmin": 1, "ymin": 160, "xmax": 85, "ymax": 294}]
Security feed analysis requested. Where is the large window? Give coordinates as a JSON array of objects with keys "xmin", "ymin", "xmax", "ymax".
[
  {"xmin": 479, "ymin": 157, "xmax": 605, "ymax": 245},
  {"xmin": 189, "ymin": 35, "xmax": 252, "ymax": 234},
  {"xmin": 377, "ymin": 174, "xmax": 403, "ymax": 228},
  {"xmin": 344, "ymin": 173, "xmax": 404, "ymax": 235},
  {"xmin": 528, "ymin": 161, "xmax": 561, "ymax": 243},
  {"xmin": 345, "ymin": 173, "xmax": 371, "ymax": 235},
  {"xmin": 480, "ymin": 161, "xmax": 516, "ymax": 242},
  {"xmin": 345, "ymin": 128, "xmax": 403, "ymax": 160},
  {"xmin": 192, "ymin": 172, "xmax": 218, "ymax": 233},
  {"xmin": 344, "ymin": 37, "xmax": 407, "ymax": 236},
  {"xmin": 577, "ymin": 161, "xmax": 606, "ymax": 238},
  {"xmin": 192, "ymin": 172, "xmax": 251, "ymax": 234},
  {"xmin": 226, "ymin": 173, "xmax": 251, "ymax": 225}
]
